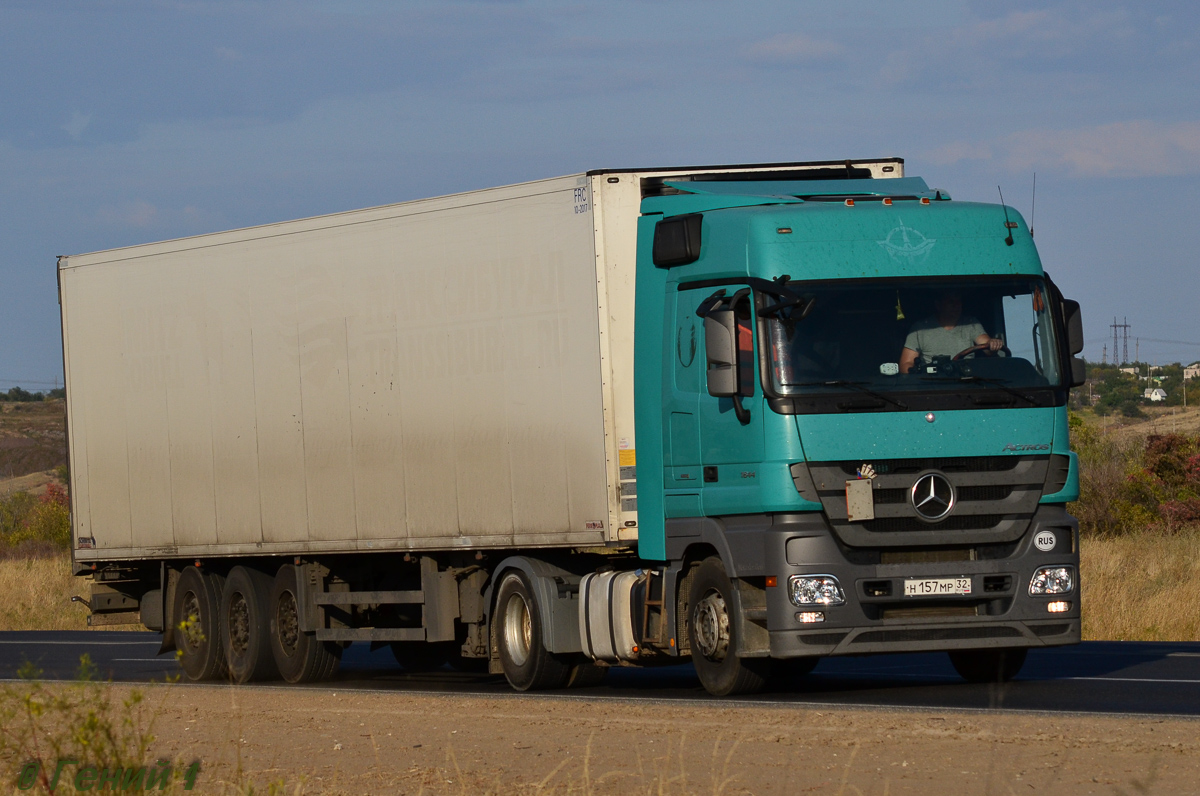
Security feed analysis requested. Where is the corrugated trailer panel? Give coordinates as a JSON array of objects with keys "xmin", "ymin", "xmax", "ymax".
[{"xmin": 63, "ymin": 176, "xmax": 613, "ymax": 560}]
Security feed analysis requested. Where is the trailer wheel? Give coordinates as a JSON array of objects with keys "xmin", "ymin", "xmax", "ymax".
[
  {"xmin": 221, "ymin": 567, "xmax": 280, "ymax": 683},
  {"xmin": 687, "ymin": 557, "xmax": 768, "ymax": 696},
  {"xmin": 173, "ymin": 566, "xmax": 228, "ymax": 682},
  {"xmin": 495, "ymin": 571, "xmax": 569, "ymax": 691},
  {"xmin": 948, "ymin": 648, "xmax": 1027, "ymax": 683},
  {"xmin": 269, "ymin": 565, "xmax": 342, "ymax": 684}
]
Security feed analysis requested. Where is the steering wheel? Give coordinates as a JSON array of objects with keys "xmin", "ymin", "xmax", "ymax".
[{"xmin": 953, "ymin": 343, "xmax": 1010, "ymax": 360}]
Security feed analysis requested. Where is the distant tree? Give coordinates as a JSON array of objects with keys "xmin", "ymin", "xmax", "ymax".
[
  {"xmin": 48, "ymin": 388, "xmax": 65, "ymax": 400},
  {"xmin": 0, "ymin": 387, "xmax": 46, "ymax": 402}
]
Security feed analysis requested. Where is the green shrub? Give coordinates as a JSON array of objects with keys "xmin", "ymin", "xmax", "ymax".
[
  {"xmin": 1071, "ymin": 416, "xmax": 1200, "ymax": 535},
  {"xmin": 0, "ymin": 485, "xmax": 71, "ymax": 553}
]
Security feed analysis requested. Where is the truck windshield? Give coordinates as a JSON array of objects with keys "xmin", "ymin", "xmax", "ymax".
[{"xmin": 763, "ymin": 277, "xmax": 1062, "ymax": 401}]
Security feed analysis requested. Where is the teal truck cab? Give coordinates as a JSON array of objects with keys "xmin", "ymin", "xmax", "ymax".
[{"xmin": 630, "ymin": 174, "xmax": 1084, "ymax": 695}]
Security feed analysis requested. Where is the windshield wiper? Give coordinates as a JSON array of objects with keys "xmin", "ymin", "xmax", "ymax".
[
  {"xmin": 793, "ymin": 381, "xmax": 909, "ymax": 410},
  {"xmin": 920, "ymin": 375, "xmax": 1040, "ymax": 406}
]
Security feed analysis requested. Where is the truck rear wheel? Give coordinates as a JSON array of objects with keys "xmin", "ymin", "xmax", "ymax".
[
  {"xmin": 269, "ymin": 565, "xmax": 341, "ymax": 684},
  {"xmin": 948, "ymin": 648, "xmax": 1028, "ymax": 683},
  {"xmin": 222, "ymin": 567, "xmax": 280, "ymax": 683},
  {"xmin": 688, "ymin": 557, "xmax": 768, "ymax": 696},
  {"xmin": 173, "ymin": 566, "xmax": 229, "ymax": 682},
  {"xmin": 495, "ymin": 571, "xmax": 569, "ymax": 691}
]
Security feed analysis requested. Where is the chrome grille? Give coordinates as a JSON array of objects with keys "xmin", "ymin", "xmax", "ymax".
[{"xmin": 805, "ymin": 455, "xmax": 1050, "ymax": 548}]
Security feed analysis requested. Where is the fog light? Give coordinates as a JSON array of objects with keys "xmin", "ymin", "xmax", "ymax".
[
  {"xmin": 1047, "ymin": 601, "xmax": 1070, "ymax": 613},
  {"xmin": 796, "ymin": 611, "xmax": 825, "ymax": 623},
  {"xmin": 788, "ymin": 575, "xmax": 846, "ymax": 606},
  {"xmin": 1029, "ymin": 566, "xmax": 1074, "ymax": 595}
]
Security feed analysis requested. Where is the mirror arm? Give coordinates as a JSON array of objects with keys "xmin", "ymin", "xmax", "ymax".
[{"xmin": 732, "ymin": 394, "xmax": 751, "ymax": 425}]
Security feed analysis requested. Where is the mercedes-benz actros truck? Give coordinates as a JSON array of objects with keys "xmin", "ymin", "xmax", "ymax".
[{"xmin": 60, "ymin": 158, "xmax": 1085, "ymax": 695}]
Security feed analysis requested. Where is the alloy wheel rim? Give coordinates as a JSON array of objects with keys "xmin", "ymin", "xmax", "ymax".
[{"xmin": 503, "ymin": 592, "xmax": 532, "ymax": 667}]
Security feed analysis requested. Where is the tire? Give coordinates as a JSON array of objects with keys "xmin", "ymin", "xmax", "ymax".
[
  {"xmin": 565, "ymin": 660, "xmax": 608, "ymax": 688},
  {"xmin": 687, "ymin": 557, "xmax": 768, "ymax": 696},
  {"xmin": 948, "ymin": 648, "xmax": 1028, "ymax": 683},
  {"xmin": 173, "ymin": 566, "xmax": 229, "ymax": 682},
  {"xmin": 268, "ymin": 565, "xmax": 342, "ymax": 684},
  {"xmin": 221, "ymin": 566, "xmax": 280, "ymax": 684},
  {"xmin": 494, "ymin": 571, "xmax": 570, "ymax": 691}
]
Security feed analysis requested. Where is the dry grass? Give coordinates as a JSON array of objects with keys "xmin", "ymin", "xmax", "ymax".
[
  {"xmin": 1081, "ymin": 526, "xmax": 1200, "ymax": 641},
  {"xmin": 0, "ymin": 555, "xmax": 90, "ymax": 631}
]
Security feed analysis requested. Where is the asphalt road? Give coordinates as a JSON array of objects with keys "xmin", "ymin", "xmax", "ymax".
[{"xmin": 2, "ymin": 631, "xmax": 1198, "ymax": 716}]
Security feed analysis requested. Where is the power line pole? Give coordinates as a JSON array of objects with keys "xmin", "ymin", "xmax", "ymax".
[{"xmin": 1110, "ymin": 317, "xmax": 1131, "ymax": 364}]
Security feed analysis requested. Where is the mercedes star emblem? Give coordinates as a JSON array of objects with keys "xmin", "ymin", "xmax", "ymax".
[{"xmin": 910, "ymin": 472, "xmax": 955, "ymax": 522}]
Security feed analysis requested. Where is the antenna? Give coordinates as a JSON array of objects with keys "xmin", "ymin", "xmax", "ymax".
[
  {"xmin": 1030, "ymin": 172, "xmax": 1036, "ymax": 239},
  {"xmin": 997, "ymin": 186, "xmax": 1014, "ymax": 246}
]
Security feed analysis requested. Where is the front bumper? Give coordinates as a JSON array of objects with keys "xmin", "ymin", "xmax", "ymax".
[{"xmin": 763, "ymin": 504, "xmax": 1081, "ymax": 658}]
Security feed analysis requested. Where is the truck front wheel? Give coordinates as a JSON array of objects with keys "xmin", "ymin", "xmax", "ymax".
[
  {"xmin": 173, "ymin": 566, "xmax": 229, "ymax": 682},
  {"xmin": 222, "ymin": 566, "xmax": 280, "ymax": 683},
  {"xmin": 495, "ymin": 571, "xmax": 569, "ymax": 691},
  {"xmin": 268, "ymin": 565, "xmax": 342, "ymax": 684},
  {"xmin": 688, "ymin": 557, "xmax": 768, "ymax": 696},
  {"xmin": 948, "ymin": 648, "xmax": 1028, "ymax": 683}
]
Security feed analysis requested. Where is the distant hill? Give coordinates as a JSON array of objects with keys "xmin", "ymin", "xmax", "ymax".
[{"xmin": 0, "ymin": 400, "xmax": 66, "ymax": 481}]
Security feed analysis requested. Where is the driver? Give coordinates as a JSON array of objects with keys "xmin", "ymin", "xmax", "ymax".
[{"xmin": 899, "ymin": 290, "xmax": 1002, "ymax": 374}]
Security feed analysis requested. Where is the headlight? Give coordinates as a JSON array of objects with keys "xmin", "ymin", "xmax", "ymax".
[
  {"xmin": 788, "ymin": 575, "xmax": 845, "ymax": 606},
  {"xmin": 1029, "ymin": 566, "xmax": 1074, "ymax": 596}
]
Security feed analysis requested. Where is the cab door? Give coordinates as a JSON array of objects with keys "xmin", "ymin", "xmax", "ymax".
[
  {"xmin": 692, "ymin": 285, "xmax": 766, "ymax": 515},
  {"xmin": 662, "ymin": 287, "xmax": 703, "ymax": 517}
]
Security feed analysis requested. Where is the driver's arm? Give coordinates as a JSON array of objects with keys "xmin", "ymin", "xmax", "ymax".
[
  {"xmin": 974, "ymin": 333, "xmax": 1004, "ymax": 351},
  {"xmin": 899, "ymin": 347, "xmax": 920, "ymax": 374}
]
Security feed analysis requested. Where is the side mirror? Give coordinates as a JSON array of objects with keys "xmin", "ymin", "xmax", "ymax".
[
  {"xmin": 703, "ymin": 310, "xmax": 738, "ymax": 397},
  {"xmin": 1071, "ymin": 357, "xmax": 1086, "ymax": 388},
  {"xmin": 1062, "ymin": 298, "xmax": 1085, "ymax": 388},
  {"xmin": 1063, "ymin": 299, "xmax": 1084, "ymax": 355}
]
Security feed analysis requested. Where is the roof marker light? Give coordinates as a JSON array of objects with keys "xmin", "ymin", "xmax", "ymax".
[
  {"xmin": 920, "ymin": 197, "xmax": 931, "ymax": 205},
  {"xmin": 882, "ymin": 197, "xmax": 893, "ymax": 206},
  {"xmin": 777, "ymin": 227, "xmax": 792, "ymax": 234},
  {"xmin": 844, "ymin": 199, "xmax": 855, "ymax": 207}
]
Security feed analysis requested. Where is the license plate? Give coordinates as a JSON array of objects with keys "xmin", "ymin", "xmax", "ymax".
[{"xmin": 903, "ymin": 577, "xmax": 972, "ymax": 596}]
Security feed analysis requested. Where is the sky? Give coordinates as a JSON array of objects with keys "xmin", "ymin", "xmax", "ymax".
[{"xmin": 2, "ymin": 0, "xmax": 1199, "ymax": 388}]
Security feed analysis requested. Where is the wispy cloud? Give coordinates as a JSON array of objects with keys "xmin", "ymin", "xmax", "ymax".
[
  {"xmin": 62, "ymin": 111, "xmax": 91, "ymax": 140},
  {"xmin": 96, "ymin": 200, "xmax": 159, "ymax": 228},
  {"xmin": 745, "ymin": 33, "xmax": 843, "ymax": 65},
  {"xmin": 924, "ymin": 120, "xmax": 1200, "ymax": 178}
]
